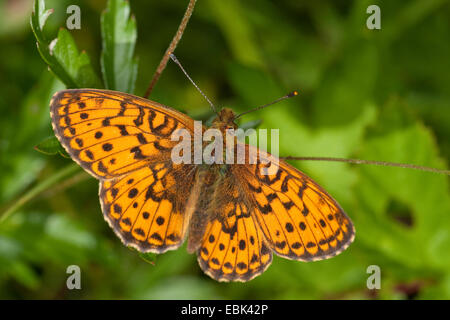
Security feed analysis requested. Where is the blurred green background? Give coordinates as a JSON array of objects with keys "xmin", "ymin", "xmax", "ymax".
[{"xmin": 0, "ymin": 0, "xmax": 449, "ymax": 299}]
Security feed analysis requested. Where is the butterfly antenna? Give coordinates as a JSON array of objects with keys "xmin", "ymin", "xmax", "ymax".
[
  {"xmin": 234, "ymin": 91, "xmax": 299, "ymax": 120},
  {"xmin": 169, "ymin": 53, "xmax": 219, "ymax": 115},
  {"xmin": 281, "ymin": 156, "xmax": 450, "ymax": 175}
]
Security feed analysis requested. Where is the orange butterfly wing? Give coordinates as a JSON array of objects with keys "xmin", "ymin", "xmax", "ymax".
[
  {"xmin": 237, "ymin": 144, "xmax": 354, "ymax": 261},
  {"xmin": 99, "ymin": 162, "xmax": 197, "ymax": 253},
  {"xmin": 195, "ymin": 170, "xmax": 273, "ymax": 282},
  {"xmin": 51, "ymin": 89, "xmax": 197, "ymax": 252},
  {"xmin": 50, "ymin": 89, "xmax": 195, "ymax": 179}
]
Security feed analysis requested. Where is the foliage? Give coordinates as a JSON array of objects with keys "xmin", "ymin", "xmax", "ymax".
[
  {"xmin": 100, "ymin": 0, "xmax": 138, "ymax": 93},
  {"xmin": 0, "ymin": 0, "xmax": 449, "ymax": 299},
  {"xmin": 30, "ymin": 0, "xmax": 101, "ymax": 88}
]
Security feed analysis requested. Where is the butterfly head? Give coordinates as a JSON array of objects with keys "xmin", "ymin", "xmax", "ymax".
[{"xmin": 211, "ymin": 108, "xmax": 238, "ymax": 132}]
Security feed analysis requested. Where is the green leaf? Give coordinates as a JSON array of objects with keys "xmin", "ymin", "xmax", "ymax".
[
  {"xmin": 355, "ymin": 99, "xmax": 450, "ymax": 271},
  {"xmin": 137, "ymin": 252, "xmax": 157, "ymax": 265},
  {"xmin": 30, "ymin": 0, "xmax": 102, "ymax": 88},
  {"xmin": 52, "ymin": 29, "xmax": 103, "ymax": 88},
  {"xmin": 128, "ymin": 247, "xmax": 157, "ymax": 265},
  {"xmin": 33, "ymin": 0, "xmax": 52, "ymax": 32},
  {"xmin": 101, "ymin": 0, "xmax": 138, "ymax": 93},
  {"xmin": 34, "ymin": 136, "xmax": 69, "ymax": 158}
]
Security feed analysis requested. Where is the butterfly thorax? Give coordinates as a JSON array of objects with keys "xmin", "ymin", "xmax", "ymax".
[
  {"xmin": 206, "ymin": 108, "xmax": 239, "ymax": 164},
  {"xmin": 210, "ymin": 108, "xmax": 238, "ymax": 132}
]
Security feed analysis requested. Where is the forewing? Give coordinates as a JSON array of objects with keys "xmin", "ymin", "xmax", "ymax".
[{"xmin": 50, "ymin": 89, "xmax": 195, "ymax": 179}]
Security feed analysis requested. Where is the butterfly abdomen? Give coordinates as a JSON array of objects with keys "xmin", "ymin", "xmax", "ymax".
[{"xmin": 186, "ymin": 168, "xmax": 220, "ymax": 253}]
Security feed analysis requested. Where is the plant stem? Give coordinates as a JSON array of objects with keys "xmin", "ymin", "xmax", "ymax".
[
  {"xmin": 0, "ymin": 163, "xmax": 81, "ymax": 223},
  {"xmin": 143, "ymin": 0, "xmax": 197, "ymax": 98}
]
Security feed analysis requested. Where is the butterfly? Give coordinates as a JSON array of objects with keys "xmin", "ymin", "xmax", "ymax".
[{"xmin": 50, "ymin": 88, "xmax": 354, "ymax": 282}]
